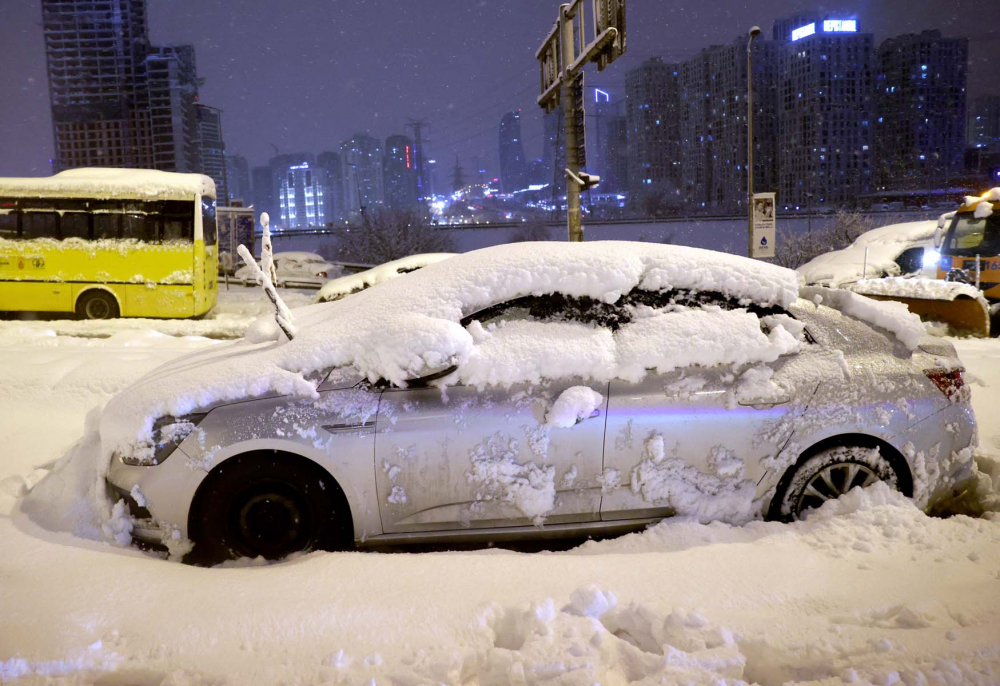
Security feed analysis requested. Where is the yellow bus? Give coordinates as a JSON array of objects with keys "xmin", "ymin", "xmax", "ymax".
[{"xmin": 0, "ymin": 168, "xmax": 218, "ymax": 319}]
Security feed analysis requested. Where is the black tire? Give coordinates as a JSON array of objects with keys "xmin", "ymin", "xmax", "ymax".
[
  {"xmin": 770, "ymin": 445, "xmax": 901, "ymax": 521},
  {"xmin": 75, "ymin": 290, "xmax": 120, "ymax": 320},
  {"xmin": 186, "ymin": 451, "xmax": 353, "ymax": 566}
]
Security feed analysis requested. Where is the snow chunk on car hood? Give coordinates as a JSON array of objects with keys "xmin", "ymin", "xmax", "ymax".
[{"xmin": 100, "ymin": 242, "xmax": 799, "ymax": 454}]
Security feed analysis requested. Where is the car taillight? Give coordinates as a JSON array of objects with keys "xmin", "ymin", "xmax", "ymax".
[
  {"xmin": 924, "ymin": 367, "xmax": 965, "ymax": 400},
  {"xmin": 317, "ymin": 271, "xmax": 327, "ymax": 277}
]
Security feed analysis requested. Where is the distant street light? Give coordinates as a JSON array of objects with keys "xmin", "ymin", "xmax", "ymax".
[{"xmin": 746, "ymin": 25, "xmax": 761, "ymax": 258}]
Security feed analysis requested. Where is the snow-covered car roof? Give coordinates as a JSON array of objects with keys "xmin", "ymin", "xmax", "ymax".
[
  {"xmin": 0, "ymin": 168, "xmax": 216, "ymax": 201},
  {"xmin": 98, "ymin": 240, "xmax": 914, "ymax": 455},
  {"xmin": 797, "ymin": 218, "xmax": 945, "ymax": 287},
  {"xmin": 272, "ymin": 252, "xmax": 329, "ymax": 263},
  {"xmin": 316, "ymin": 253, "xmax": 456, "ymax": 303}
]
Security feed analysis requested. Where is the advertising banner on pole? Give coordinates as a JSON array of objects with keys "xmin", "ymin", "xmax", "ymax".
[{"xmin": 752, "ymin": 192, "xmax": 776, "ymax": 258}]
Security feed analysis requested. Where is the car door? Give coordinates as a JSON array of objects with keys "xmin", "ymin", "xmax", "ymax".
[
  {"xmin": 373, "ymin": 294, "xmax": 616, "ymax": 533},
  {"xmin": 600, "ymin": 300, "xmax": 816, "ymax": 523}
]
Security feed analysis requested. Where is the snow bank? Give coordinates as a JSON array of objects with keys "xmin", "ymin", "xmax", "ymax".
[
  {"xmin": 315, "ymin": 253, "xmax": 456, "ymax": 302},
  {"xmin": 797, "ymin": 219, "xmax": 939, "ymax": 286},
  {"xmin": 101, "ymin": 241, "xmax": 801, "ymax": 455},
  {"xmin": 846, "ymin": 277, "xmax": 984, "ymax": 301},
  {"xmin": 802, "ymin": 286, "xmax": 925, "ymax": 349}
]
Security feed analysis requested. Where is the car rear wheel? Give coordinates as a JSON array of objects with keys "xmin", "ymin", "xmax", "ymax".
[
  {"xmin": 76, "ymin": 290, "xmax": 120, "ymax": 320},
  {"xmin": 771, "ymin": 445, "xmax": 900, "ymax": 521},
  {"xmin": 186, "ymin": 452, "xmax": 353, "ymax": 565}
]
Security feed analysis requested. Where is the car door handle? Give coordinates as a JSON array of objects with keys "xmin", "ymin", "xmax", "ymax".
[
  {"xmin": 738, "ymin": 397, "xmax": 790, "ymax": 410},
  {"xmin": 322, "ymin": 420, "xmax": 376, "ymax": 433},
  {"xmin": 575, "ymin": 409, "xmax": 602, "ymax": 424}
]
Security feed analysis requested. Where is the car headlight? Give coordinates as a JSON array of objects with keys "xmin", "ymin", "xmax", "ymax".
[
  {"xmin": 922, "ymin": 248, "xmax": 941, "ymax": 268},
  {"xmin": 120, "ymin": 413, "xmax": 208, "ymax": 466}
]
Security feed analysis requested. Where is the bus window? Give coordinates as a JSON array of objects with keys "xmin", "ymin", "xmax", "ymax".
[
  {"xmin": 0, "ymin": 212, "xmax": 17, "ymax": 239},
  {"xmin": 122, "ymin": 213, "xmax": 153, "ymax": 241},
  {"xmin": 61, "ymin": 212, "xmax": 90, "ymax": 239},
  {"xmin": 161, "ymin": 200, "xmax": 194, "ymax": 242},
  {"xmin": 93, "ymin": 213, "xmax": 121, "ymax": 240},
  {"xmin": 22, "ymin": 212, "xmax": 59, "ymax": 239},
  {"xmin": 202, "ymin": 200, "xmax": 217, "ymax": 245}
]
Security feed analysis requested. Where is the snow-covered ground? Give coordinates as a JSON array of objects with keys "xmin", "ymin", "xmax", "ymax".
[{"xmin": 1, "ymin": 309, "xmax": 999, "ymax": 684}]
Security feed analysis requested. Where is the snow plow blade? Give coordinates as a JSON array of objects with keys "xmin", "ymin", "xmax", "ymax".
[{"xmin": 863, "ymin": 294, "xmax": 991, "ymax": 337}]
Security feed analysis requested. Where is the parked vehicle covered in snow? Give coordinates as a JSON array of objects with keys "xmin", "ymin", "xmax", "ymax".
[
  {"xmin": 100, "ymin": 242, "xmax": 977, "ymax": 564},
  {"xmin": 234, "ymin": 251, "xmax": 339, "ymax": 289},
  {"xmin": 315, "ymin": 253, "xmax": 455, "ymax": 303}
]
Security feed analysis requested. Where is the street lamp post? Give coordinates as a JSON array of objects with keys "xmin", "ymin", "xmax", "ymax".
[{"xmin": 746, "ymin": 25, "xmax": 761, "ymax": 259}]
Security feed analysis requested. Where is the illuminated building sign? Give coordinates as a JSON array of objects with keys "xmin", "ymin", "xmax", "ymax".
[
  {"xmin": 823, "ymin": 19, "xmax": 857, "ymax": 33},
  {"xmin": 791, "ymin": 23, "xmax": 815, "ymax": 41}
]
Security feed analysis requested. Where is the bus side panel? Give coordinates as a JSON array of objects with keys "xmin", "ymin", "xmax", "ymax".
[
  {"xmin": 0, "ymin": 281, "xmax": 74, "ymax": 313},
  {"xmin": 192, "ymin": 241, "xmax": 218, "ymax": 317},
  {"xmin": 123, "ymin": 284, "xmax": 196, "ymax": 318}
]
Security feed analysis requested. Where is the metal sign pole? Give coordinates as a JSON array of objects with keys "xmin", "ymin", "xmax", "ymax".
[{"xmin": 561, "ymin": 6, "xmax": 582, "ymax": 242}]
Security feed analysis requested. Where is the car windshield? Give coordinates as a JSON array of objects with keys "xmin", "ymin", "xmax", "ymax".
[{"xmin": 944, "ymin": 213, "xmax": 1000, "ymax": 257}]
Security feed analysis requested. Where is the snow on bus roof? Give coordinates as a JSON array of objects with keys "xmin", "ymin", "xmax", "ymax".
[{"xmin": 0, "ymin": 168, "xmax": 216, "ymax": 201}]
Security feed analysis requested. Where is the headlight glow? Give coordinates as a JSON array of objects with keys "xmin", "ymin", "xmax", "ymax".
[
  {"xmin": 922, "ymin": 248, "xmax": 940, "ymax": 268},
  {"xmin": 120, "ymin": 413, "xmax": 207, "ymax": 466}
]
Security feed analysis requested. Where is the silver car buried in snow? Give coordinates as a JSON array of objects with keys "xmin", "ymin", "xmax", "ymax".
[{"xmin": 102, "ymin": 243, "xmax": 977, "ymax": 565}]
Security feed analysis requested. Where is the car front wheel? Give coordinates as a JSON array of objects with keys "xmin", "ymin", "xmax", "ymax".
[
  {"xmin": 186, "ymin": 451, "xmax": 353, "ymax": 565},
  {"xmin": 771, "ymin": 445, "xmax": 901, "ymax": 521}
]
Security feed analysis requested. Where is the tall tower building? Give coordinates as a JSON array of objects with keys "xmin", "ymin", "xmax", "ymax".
[
  {"xmin": 875, "ymin": 30, "xmax": 968, "ymax": 191},
  {"xmin": 383, "ymin": 135, "xmax": 419, "ymax": 210},
  {"xmin": 543, "ymin": 106, "xmax": 566, "ymax": 197},
  {"xmin": 144, "ymin": 45, "xmax": 199, "ymax": 173},
  {"xmin": 317, "ymin": 151, "xmax": 344, "ymax": 223},
  {"xmin": 340, "ymin": 134, "xmax": 384, "ymax": 215},
  {"xmin": 776, "ymin": 15, "xmax": 874, "ymax": 209},
  {"xmin": 599, "ymin": 99, "xmax": 629, "ymax": 194},
  {"xmin": 251, "ymin": 165, "xmax": 275, "ymax": 225},
  {"xmin": 498, "ymin": 111, "xmax": 529, "ymax": 194},
  {"xmin": 195, "ymin": 104, "xmax": 228, "ymax": 202},
  {"xmin": 970, "ymin": 95, "xmax": 1000, "ymax": 150},
  {"xmin": 225, "ymin": 154, "xmax": 251, "ymax": 204},
  {"xmin": 42, "ymin": 0, "xmax": 152, "ymax": 170},
  {"xmin": 625, "ymin": 57, "xmax": 681, "ymax": 204}
]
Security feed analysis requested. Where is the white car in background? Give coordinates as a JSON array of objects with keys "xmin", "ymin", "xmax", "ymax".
[
  {"xmin": 235, "ymin": 251, "xmax": 340, "ymax": 289},
  {"xmin": 798, "ymin": 216, "xmax": 951, "ymax": 287},
  {"xmin": 315, "ymin": 253, "xmax": 455, "ymax": 303}
]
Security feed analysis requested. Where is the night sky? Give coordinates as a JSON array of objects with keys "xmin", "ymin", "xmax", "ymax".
[{"xmin": 0, "ymin": 0, "xmax": 997, "ymax": 179}]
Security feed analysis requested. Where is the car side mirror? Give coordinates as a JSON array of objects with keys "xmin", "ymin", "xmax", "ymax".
[{"xmin": 934, "ymin": 226, "xmax": 943, "ymax": 249}]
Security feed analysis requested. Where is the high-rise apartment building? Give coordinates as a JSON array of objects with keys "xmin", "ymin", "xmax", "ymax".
[
  {"xmin": 875, "ymin": 30, "xmax": 968, "ymax": 191},
  {"xmin": 278, "ymin": 161, "xmax": 326, "ymax": 229},
  {"xmin": 625, "ymin": 57, "xmax": 681, "ymax": 204},
  {"xmin": 776, "ymin": 15, "xmax": 874, "ymax": 209},
  {"xmin": 225, "ymin": 155, "xmax": 251, "ymax": 204},
  {"xmin": 383, "ymin": 135, "xmax": 419, "ymax": 210},
  {"xmin": 599, "ymin": 101, "xmax": 629, "ymax": 194},
  {"xmin": 499, "ymin": 111, "xmax": 529, "ymax": 194},
  {"xmin": 542, "ymin": 106, "xmax": 566, "ymax": 197},
  {"xmin": 969, "ymin": 95, "xmax": 1000, "ymax": 150},
  {"xmin": 195, "ymin": 104, "xmax": 228, "ymax": 203},
  {"xmin": 42, "ymin": 0, "xmax": 152, "ymax": 170},
  {"xmin": 340, "ymin": 134, "xmax": 384, "ymax": 215},
  {"xmin": 251, "ymin": 165, "xmax": 275, "ymax": 225},
  {"xmin": 316, "ymin": 151, "xmax": 344, "ymax": 223}
]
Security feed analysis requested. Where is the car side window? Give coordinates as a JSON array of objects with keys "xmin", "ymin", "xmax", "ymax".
[{"xmin": 461, "ymin": 293, "xmax": 626, "ymax": 330}]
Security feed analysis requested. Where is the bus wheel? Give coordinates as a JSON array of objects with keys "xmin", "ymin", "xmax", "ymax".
[{"xmin": 76, "ymin": 291, "xmax": 120, "ymax": 320}]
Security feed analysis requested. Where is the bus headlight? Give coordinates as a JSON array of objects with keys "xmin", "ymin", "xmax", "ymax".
[
  {"xmin": 922, "ymin": 248, "xmax": 940, "ymax": 268},
  {"xmin": 121, "ymin": 413, "xmax": 207, "ymax": 466}
]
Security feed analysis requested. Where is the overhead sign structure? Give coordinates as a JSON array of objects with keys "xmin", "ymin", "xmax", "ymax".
[
  {"xmin": 752, "ymin": 192, "xmax": 776, "ymax": 259},
  {"xmin": 536, "ymin": 0, "xmax": 627, "ymax": 241}
]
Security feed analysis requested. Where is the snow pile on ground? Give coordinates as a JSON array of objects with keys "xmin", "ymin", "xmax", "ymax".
[
  {"xmin": 802, "ymin": 285, "xmax": 925, "ymax": 349},
  {"xmin": 846, "ymin": 276, "xmax": 984, "ymax": 301},
  {"xmin": 797, "ymin": 219, "xmax": 941, "ymax": 286},
  {"xmin": 100, "ymin": 242, "xmax": 801, "ymax": 455},
  {"xmin": 315, "ymin": 253, "xmax": 455, "ymax": 302}
]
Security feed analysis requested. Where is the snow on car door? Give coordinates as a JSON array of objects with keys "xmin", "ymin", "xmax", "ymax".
[
  {"xmin": 600, "ymin": 316, "xmax": 813, "ymax": 524},
  {"xmin": 374, "ymin": 379, "xmax": 608, "ymax": 533}
]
